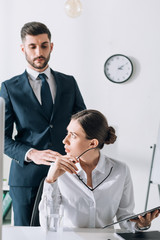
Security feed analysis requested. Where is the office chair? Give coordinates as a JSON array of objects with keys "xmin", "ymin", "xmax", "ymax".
[{"xmin": 30, "ymin": 177, "xmax": 45, "ymax": 226}]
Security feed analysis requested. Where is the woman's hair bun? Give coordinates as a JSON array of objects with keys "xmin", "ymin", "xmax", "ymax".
[{"xmin": 105, "ymin": 126, "xmax": 117, "ymax": 145}]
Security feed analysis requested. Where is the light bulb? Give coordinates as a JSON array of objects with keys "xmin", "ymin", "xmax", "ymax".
[{"xmin": 65, "ymin": 0, "xmax": 82, "ymax": 18}]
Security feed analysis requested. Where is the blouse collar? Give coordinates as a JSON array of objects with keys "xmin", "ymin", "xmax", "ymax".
[{"xmin": 76, "ymin": 152, "xmax": 113, "ymax": 175}]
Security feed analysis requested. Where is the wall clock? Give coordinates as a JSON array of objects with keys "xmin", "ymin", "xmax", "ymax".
[{"xmin": 104, "ymin": 54, "xmax": 133, "ymax": 83}]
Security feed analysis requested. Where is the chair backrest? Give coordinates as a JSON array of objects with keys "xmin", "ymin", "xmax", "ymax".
[{"xmin": 30, "ymin": 177, "xmax": 45, "ymax": 226}]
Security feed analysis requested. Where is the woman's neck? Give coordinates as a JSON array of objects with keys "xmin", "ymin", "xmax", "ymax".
[
  {"xmin": 79, "ymin": 150, "xmax": 100, "ymax": 188},
  {"xmin": 79, "ymin": 150, "xmax": 100, "ymax": 172}
]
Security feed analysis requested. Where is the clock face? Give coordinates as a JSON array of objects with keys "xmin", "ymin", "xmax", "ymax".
[{"xmin": 104, "ymin": 54, "xmax": 133, "ymax": 83}]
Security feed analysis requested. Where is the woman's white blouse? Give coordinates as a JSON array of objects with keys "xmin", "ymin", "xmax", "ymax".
[{"xmin": 39, "ymin": 153, "xmax": 135, "ymax": 231}]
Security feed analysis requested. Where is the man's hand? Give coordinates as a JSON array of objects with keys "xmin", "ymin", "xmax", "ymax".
[{"xmin": 27, "ymin": 149, "xmax": 61, "ymax": 165}]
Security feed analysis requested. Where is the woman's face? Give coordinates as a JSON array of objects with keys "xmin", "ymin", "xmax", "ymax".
[{"xmin": 63, "ymin": 119, "xmax": 92, "ymax": 158}]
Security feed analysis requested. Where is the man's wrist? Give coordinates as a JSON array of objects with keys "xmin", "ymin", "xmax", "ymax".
[{"xmin": 26, "ymin": 148, "xmax": 34, "ymax": 161}]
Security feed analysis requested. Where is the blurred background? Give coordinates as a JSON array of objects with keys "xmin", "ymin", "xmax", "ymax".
[{"xmin": 0, "ymin": 0, "xmax": 160, "ymax": 229}]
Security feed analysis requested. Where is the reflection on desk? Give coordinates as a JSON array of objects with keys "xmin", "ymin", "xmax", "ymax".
[{"xmin": 2, "ymin": 226, "xmax": 125, "ymax": 240}]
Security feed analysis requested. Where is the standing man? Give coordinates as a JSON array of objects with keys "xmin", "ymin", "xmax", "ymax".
[{"xmin": 0, "ymin": 21, "xmax": 86, "ymax": 226}]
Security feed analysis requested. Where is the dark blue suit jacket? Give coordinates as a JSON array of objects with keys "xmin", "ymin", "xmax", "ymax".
[{"xmin": 0, "ymin": 69, "xmax": 86, "ymax": 187}]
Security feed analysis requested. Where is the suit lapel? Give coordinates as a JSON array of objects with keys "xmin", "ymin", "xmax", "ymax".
[
  {"xmin": 17, "ymin": 71, "xmax": 50, "ymax": 121},
  {"xmin": 18, "ymin": 70, "xmax": 63, "ymax": 122},
  {"xmin": 50, "ymin": 69, "xmax": 62, "ymax": 120}
]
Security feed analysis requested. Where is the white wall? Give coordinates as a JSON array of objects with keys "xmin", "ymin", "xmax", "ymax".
[{"xmin": 1, "ymin": 0, "xmax": 160, "ymax": 230}]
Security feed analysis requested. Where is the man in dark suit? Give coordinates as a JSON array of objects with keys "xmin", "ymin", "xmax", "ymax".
[{"xmin": 0, "ymin": 21, "xmax": 86, "ymax": 226}]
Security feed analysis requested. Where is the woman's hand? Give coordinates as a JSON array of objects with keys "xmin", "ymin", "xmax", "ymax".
[
  {"xmin": 46, "ymin": 155, "xmax": 79, "ymax": 183},
  {"xmin": 130, "ymin": 209, "xmax": 159, "ymax": 229}
]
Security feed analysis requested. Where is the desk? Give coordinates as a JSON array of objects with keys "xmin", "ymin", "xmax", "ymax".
[{"xmin": 2, "ymin": 226, "xmax": 124, "ymax": 240}]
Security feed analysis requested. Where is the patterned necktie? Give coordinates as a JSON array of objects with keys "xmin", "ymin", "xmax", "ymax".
[{"xmin": 38, "ymin": 73, "xmax": 53, "ymax": 119}]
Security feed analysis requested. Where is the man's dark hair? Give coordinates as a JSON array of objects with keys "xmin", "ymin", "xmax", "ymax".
[{"xmin": 21, "ymin": 21, "xmax": 51, "ymax": 41}]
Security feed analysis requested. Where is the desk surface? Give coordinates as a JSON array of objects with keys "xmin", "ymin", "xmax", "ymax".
[{"xmin": 2, "ymin": 226, "xmax": 124, "ymax": 240}]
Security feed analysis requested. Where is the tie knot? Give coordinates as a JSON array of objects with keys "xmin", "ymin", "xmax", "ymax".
[{"xmin": 38, "ymin": 73, "xmax": 47, "ymax": 82}]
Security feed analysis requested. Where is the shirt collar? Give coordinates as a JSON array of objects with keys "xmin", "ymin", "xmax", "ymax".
[
  {"xmin": 76, "ymin": 152, "xmax": 112, "ymax": 175},
  {"xmin": 26, "ymin": 66, "xmax": 51, "ymax": 80},
  {"xmin": 94, "ymin": 152, "xmax": 107, "ymax": 174}
]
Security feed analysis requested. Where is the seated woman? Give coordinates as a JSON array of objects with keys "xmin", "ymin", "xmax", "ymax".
[{"xmin": 39, "ymin": 109, "xmax": 159, "ymax": 231}]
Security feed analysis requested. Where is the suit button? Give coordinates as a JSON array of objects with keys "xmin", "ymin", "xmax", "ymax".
[{"xmin": 50, "ymin": 125, "xmax": 53, "ymax": 128}]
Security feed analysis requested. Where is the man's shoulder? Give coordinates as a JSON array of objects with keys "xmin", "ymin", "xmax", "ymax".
[
  {"xmin": 51, "ymin": 69, "xmax": 75, "ymax": 81},
  {"xmin": 2, "ymin": 71, "xmax": 27, "ymax": 85}
]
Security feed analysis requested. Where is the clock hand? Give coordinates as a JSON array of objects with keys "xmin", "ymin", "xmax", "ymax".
[
  {"xmin": 118, "ymin": 66, "xmax": 123, "ymax": 70},
  {"xmin": 118, "ymin": 63, "xmax": 128, "ymax": 70}
]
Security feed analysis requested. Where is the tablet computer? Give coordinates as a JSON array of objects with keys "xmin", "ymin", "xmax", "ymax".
[{"xmin": 103, "ymin": 205, "xmax": 160, "ymax": 228}]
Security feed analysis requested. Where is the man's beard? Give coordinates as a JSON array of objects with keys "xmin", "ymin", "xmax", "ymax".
[{"xmin": 25, "ymin": 53, "xmax": 51, "ymax": 70}]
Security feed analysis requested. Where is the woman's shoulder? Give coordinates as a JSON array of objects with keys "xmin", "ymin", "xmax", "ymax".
[{"xmin": 102, "ymin": 153, "xmax": 130, "ymax": 172}]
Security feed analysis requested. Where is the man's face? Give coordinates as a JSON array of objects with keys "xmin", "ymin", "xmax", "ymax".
[{"xmin": 21, "ymin": 34, "xmax": 53, "ymax": 72}]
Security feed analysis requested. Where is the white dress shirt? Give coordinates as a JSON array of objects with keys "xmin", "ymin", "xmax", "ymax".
[
  {"xmin": 39, "ymin": 152, "xmax": 136, "ymax": 231},
  {"xmin": 26, "ymin": 66, "xmax": 56, "ymax": 104}
]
